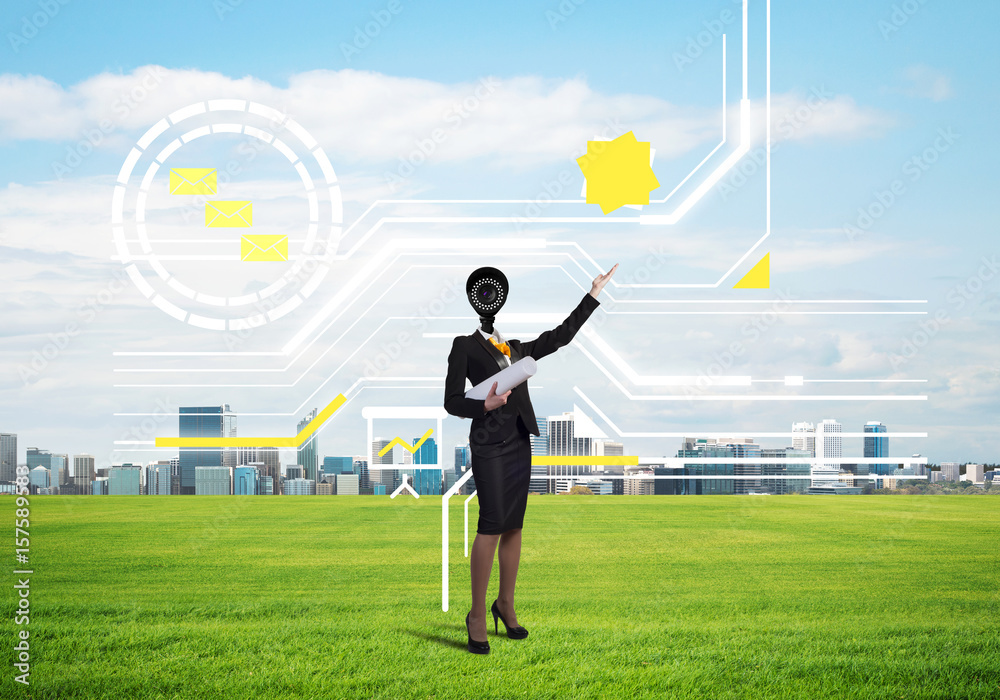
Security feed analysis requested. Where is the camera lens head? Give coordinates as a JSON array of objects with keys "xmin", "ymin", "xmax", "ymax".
[{"xmin": 466, "ymin": 267, "xmax": 508, "ymax": 317}]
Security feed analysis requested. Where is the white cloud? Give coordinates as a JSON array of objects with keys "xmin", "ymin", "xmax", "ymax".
[
  {"xmin": 900, "ymin": 64, "xmax": 953, "ymax": 102},
  {"xmin": 755, "ymin": 89, "xmax": 896, "ymax": 144},
  {"xmin": 0, "ymin": 66, "xmax": 894, "ymax": 169}
]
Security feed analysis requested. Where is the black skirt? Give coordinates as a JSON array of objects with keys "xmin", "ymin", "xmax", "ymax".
[{"xmin": 469, "ymin": 422, "xmax": 533, "ymax": 535}]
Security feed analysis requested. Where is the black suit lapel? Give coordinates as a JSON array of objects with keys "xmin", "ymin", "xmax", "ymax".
[{"xmin": 472, "ymin": 331, "xmax": 511, "ymax": 372}]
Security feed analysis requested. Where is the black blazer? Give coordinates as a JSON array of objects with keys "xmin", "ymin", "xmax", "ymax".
[{"xmin": 444, "ymin": 292, "xmax": 600, "ymax": 446}]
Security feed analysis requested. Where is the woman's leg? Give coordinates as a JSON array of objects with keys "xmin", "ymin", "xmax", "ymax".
[
  {"xmin": 469, "ymin": 532, "xmax": 500, "ymax": 641},
  {"xmin": 496, "ymin": 527, "xmax": 523, "ymax": 626}
]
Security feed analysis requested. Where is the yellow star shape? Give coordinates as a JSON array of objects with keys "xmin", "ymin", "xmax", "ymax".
[{"xmin": 576, "ymin": 131, "xmax": 659, "ymax": 214}]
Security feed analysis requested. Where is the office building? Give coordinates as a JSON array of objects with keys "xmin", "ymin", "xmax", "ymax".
[
  {"xmin": 92, "ymin": 478, "xmax": 108, "ymax": 495},
  {"xmin": 791, "ymin": 422, "xmax": 816, "ymax": 457},
  {"xmin": 234, "ymin": 466, "xmax": 259, "ymax": 495},
  {"xmin": 938, "ymin": 462, "xmax": 962, "ymax": 481},
  {"xmin": 27, "ymin": 447, "xmax": 61, "ymax": 472},
  {"xmin": 412, "ymin": 468, "xmax": 441, "ymax": 495},
  {"xmin": 546, "ymin": 413, "xmax": 593, "ymax": 490},
  {"xmin": 454, "ymin": 444, "xmax": 470, "ymax": 476},
  {"xmin": 594, "ymin": 440, "xmax": 625, "ymax": 495},
  {"xmin": 284, "ymin": 478, "xmax": 316, "ymax": 495},
  {"xmin": 966, "ymin": 464, "xmax": 985, "ymax": 484},
  {"xmin": 557, "ymin": 477, "xmax": 612, "ymax": 494},
  {"xmin": 29, "ymin": 466, "xmax": 50, "ymax": 492},
  {"xmin": 0, "ymin": 433, "xmax": 16, "ymax": 483},
  {"xmin": 624, "ymin": 469, "xmax": 655, "ymax": 495},
  {"xmin": 760, "ymin": 448, "xmax": 811, "ymax": 494},
  {"xmin": 676, "ymin": 439, "xmax": 737, "ymax": 495},
  {"xmin": 108, "ymin": 466, "xmax": 142, "ymax": 495},
  {"xmin": 864, "ymin": 421, "xmax": 890, "ymax": 474},
  {"xmin": 323, "ymin": 456, "xmax": 353, "ymax": 475},
  {"xmin": 939, "ymin": 462, "xmax": 960, "ymax": 482},
  {"xmin": 249, "ymin": 461, "xmax": 278, "ymax": 495},
  {"xmin": 297, "ymin": 408, "xmax": 319, "ymax": 483},
  {"xmin": 145, "ymin": 461, "xmax": 172, "ymax": 495},
  {"xmin": 529, "ymin": 422, "xmax": 548, "ymax": 494},
  {"xmin": 414, "ymin": 437, "xmax": 438, "ymax": 467},
  {"xmin": 818, "ymin": 419, "xmax": 842, "ymax": 467},
  {"xmin": 195, "ymin": 466, "xmax": 232, "ymax": 495},
  {"xmin": 371, "ymin": 438, "xmax": 398, "ymax": 491},
  {"xmin": 179, "ymin": 405, "xmax": 235, "ymax": 494},
  {"xmin": 354, "ymin": 459, "xmax": 370, "ymax": 489},
  {"xmin": 257, "ymin": 447, "xmax": 280, "ymax": 473},
  {"xmin": 336, "ymin": 473, "xmax": 359, "ymax": 495}
]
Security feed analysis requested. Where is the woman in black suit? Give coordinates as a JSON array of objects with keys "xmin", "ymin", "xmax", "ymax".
[{"xmin": 444, "ymin": 264, "xmax": 618, "ymax": 653}]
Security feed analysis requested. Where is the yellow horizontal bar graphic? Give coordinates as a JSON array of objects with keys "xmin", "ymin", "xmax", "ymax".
[
  {"xmin": 154, "ymin": 394, "xmax": 347, "ymax": 448},
  {"xmin": 379, "ymin": 428, "xmax": 434, "ymax": 457},
  {"xmin": 531, "ymin": 456, "xmax": 639, "ymax": 466}
]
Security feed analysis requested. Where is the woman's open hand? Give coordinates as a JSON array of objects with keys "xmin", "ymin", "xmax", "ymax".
[{"xmin": 589, "ymin": 263, "xmax": 619, "ymax": 299}]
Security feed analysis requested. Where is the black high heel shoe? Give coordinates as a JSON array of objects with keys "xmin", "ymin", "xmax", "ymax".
[
  {"xmin": 466, "ymin": 612, "xmax": 490, "ymax": 654},
  {"xmin": 491, "ymin": 599, "xmax": 529, "ymax": 639}
]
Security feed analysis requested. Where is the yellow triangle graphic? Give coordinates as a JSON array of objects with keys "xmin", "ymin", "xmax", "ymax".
[{"xmin": 733, "ymin": 253, "xmax": 769, "ymax": 289}]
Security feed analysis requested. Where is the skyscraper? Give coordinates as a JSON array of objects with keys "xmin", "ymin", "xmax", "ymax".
[
  {"xmin": 454, "ymin": 444, "xmax": 469, "ymax": 476},
  {"xmin": 529, "ymin": 422, "xmax": 548, "ymax": 494},
  {"xmin": 0, "ymin": 433, "xmax": 16, "ymax": 483},
  {"xmin": 791, "ymin": 422, "xmax": 816, "ymax": 456},
  {"xmin": 546, "ymin": 412, "xmax": 593, "ymax": 487},
  {"xmin": 354, "ymin": 459, "xmax": 370, "ymax": 489},
  {"xmin": 297, "ymin": 409, "xmax": 319, "ymax": 482},
  {"xmin": 233, "ymin": 466, "xmax": 259, "ymax": 495},
  {"xmin": 145, "ymin": 461, "xmax": 171, "ymax": 495},
  {"xmin": 864, "ymin": 421, "xmax": 889, "ymax": 475},
  {"xmin": 413, "ymin": 436, "xmax": 437, "ymax": 467},
  {"xmin": 371, "ymin": 438, "xmax": 399, "ymax": 493},
  {"xmin": 814, "ymin": 418, "xmax": 843, "ymax": 486},
  {"xmin": 73, "ymin": 454, "xmax": 95, "ymax": 494},
  {"xmin": 179, "ymin": 405, "xmax": 235, "ymax": 495},
  {"xmin": 819, "ymin": 419, "xmax": 842, "ymax": 466}
]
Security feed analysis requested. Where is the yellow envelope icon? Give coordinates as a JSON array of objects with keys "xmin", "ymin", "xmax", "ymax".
[
  {"xmin": 169, "ymin": 168, "xmax": 217, "ymax": 195},
  {"xmin": 241, "ymin": 235, "xmax": 288, "ymax": 262},
  {"xmin": 206, "ymin": 201, "xmax": 252, "ymax": 227}
]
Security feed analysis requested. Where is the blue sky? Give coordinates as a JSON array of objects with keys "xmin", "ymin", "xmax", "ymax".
[{"xmin": 1, "ymin": 0, "xmax": 998, "ymax": 469}]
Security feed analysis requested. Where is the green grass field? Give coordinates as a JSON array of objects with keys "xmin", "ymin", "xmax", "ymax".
[{"xmin": 4, "ymin": 494, "xmax": 999, "ymax": 699}]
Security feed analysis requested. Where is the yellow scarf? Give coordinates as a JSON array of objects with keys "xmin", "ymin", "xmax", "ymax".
[{"xmin": 488, "ymin": 336, "xmax": 510, "ymax": 358}]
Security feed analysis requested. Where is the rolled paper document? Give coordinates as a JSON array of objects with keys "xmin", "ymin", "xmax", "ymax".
[{"xmin": 465, "ymin": 356, "xmax": 537, "ymax": 399}]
